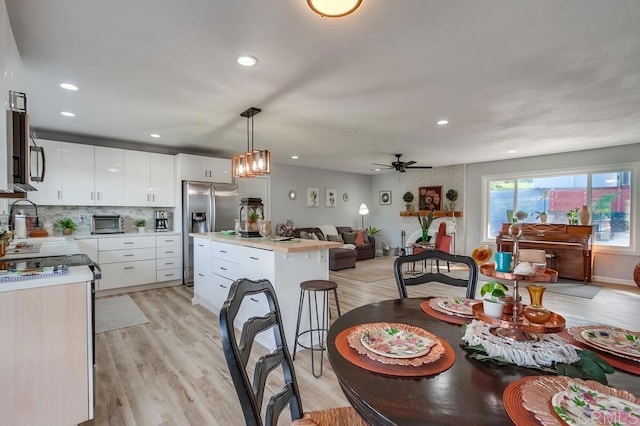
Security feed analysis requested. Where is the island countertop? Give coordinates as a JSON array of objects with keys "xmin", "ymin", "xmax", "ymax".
[{"xmin": 189, "ymin": 232, "xmax": 342, "ymax": 253}]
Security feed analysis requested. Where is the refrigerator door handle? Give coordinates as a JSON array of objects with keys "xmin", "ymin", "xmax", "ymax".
[{"xmin": 209, "ymin": 184, "xmax": 215, "ymax": 232}]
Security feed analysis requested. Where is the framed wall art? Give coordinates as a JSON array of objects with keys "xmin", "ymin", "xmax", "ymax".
[
  {"xmin": 379, "ymin": 190, "xmax": 392, "ymax": 205},
  {"xmin": 307, "ymin": 187, "xmax": 319, "ymax": 207},
  {"xmin": 418, "ymin": 186, "xmax": 442, "ymax": 211},
  {"xmin": 326, "ymin": 188, "xmax": 336, "ymax": 207}
]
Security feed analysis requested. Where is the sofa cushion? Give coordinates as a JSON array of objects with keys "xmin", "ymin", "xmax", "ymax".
[
  {"xmin": 342, "ymin": 243, "xmax": 356, "ymax": 249},
  {"xmin": 319, "ymin": 224, "xmax": 339, "ymax": 238},
  {"xmin": 342, "ymin": 232, "xmax": 357, "ymax": 244},
  {"xmin": 327, "ymin": 234, "xmax": 344, "ymax": 243}
]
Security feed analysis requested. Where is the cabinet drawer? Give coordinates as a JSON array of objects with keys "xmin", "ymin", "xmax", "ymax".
[
  {"xmin": 156, "ymin": 246, "xmax": 181, "ymax": 259},
  {"xmin": 212, "ymin": 258, "xmax": 240, "ymax": 280},
  {"xmin": 156, "ymin": 268, "xmax": 181, "ymax": 282},
  {"xmin": 98, "ymin": 247, "xmax": 156, "ymax": 264},
  {"xmin": 99, "ymin": 260, "xmax": 156, "ymax": 290},
  {"xmin": 237, "ymin": 291, "xmax": 269, "ymax": 324},
  {"xmin": 210, "ymin": 241, "xmax": 244, "ymax": 261},
  {"xmin": 157, "ymin": 256, "xmax": 181, "ymax": 270},
  {"xmin": 156, "ymin": 235, "xmax": 181, "ymax": 247},
  {"xmin": 99, "ymin": 236, "xmax": 156, "ymax": 251},
  {"xmin": 237, "ymin": 246, "xmax": 274, "ymax": 281}
]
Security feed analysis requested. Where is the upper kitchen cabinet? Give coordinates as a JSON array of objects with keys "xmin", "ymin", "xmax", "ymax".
[
  {"xmin": 60, "ymin": 143, "xmax": 95, "ymax": 205},
  {"xmin": 1, "ymin": 0, "xmax": 25, "ymax": 192},
  {"xmin": 177, "ymin": 153, "xmax": 232, "ymax": 183},
  {"xmin": 27, "ymin": 139, "xmax": 63, "ymax": 205},
  {"xmin": 123, "ymin": 150, "xmax": 175, "ymax": 207},
  {"xmin": 94, "ymin": 146, "xmax": 124, "ymax": 206}
]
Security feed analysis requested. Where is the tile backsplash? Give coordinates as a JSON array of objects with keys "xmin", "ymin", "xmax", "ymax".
[{"xmin": 36, "ymin": 206, "xmax": 175, "ymax": 235}]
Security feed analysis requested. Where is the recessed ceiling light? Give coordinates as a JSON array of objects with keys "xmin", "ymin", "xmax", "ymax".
[
  {"xmin": 437, "ymin": 120, "xmax": 449, "ymax": 125},
  {"xmin": 291, "ymin": 155, "xmax": 299, "ymax": 159},
  {"xmin": 60, "ymin": 111, "xmax": 75, "ymax": 117},
  {"xmin": 237, "ymin": 55, "xmax": 258, "ymax": 67},
  {"xmin": 508, "ymin": 150, "xmax": 517, "ymax": 154},
  {"xmin": 374, "ymin": 168, "xmax": 381, "ymax": 172},
  {"xmin": 346, "ymin": 129, "xmax": 357, "ymax": 134},
  {"xmin": 150, "ymin": 133, "xmax": 160, "ymax": 138},
  {"xmin": 60, "ymin": 82, "xmax": 79, "ymax": 91}
]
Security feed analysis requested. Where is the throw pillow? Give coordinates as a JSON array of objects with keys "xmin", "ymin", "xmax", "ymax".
[
  {"xmin": 342, "ymin": 232, "xmax": 357, "ymax": 245},
  {"xmin": 343, "ymin": 243, "xmax": 356, "ymax": 249},
  {"xmin": 310, "ymin": 232, "xmax": 319, "ymax": 240},
  {"xmin": 318, "ymin": 225, "xmax": 339, "ymax": 239},
  {"xmin": 355, "ymin": 230, "xmax": 365, "ymax": 246},
  {"xmin": 299, "ymin": 231, "xmax": 312, "ymax": 240},
  {"xmin": 327, "ymin": 234, "xmax": 344, "ymax": 243}
]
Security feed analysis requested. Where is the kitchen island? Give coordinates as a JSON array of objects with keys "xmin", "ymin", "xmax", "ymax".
[
  {"xmin": 0, "ymin": 237, "xmax": 95, "ymax": 425},
  {"xmin": 190, "ymin": 232, "xmax": 341, "ymax": 351}
]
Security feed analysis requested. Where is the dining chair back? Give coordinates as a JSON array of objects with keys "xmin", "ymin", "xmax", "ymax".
[
  {"xmin": 219, "ymin": 277, "xmax": 365, "ymax": 426},
  {"xmin": 433, "ymin": 222, "xmax": 452, "ymax": 272},
  {"xmin": 393, "ymin": 250, "xmax": 478, "ymax": 299}
]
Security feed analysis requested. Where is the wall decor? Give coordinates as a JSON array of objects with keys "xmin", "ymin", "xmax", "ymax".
[
  {"xmin": 307, "ymin": 187, "xmax": 319, "ymax": 207},
  {"xmin": 418, "ymin": 186, "xmax": 442, "ymax": 211},
  {"xmin": 379, "ymin": 190, "xmax": 392, "ymax": 205},
  {"xmin": 288, "ymin": 190, "xmax": 297, "ymax": 201},
  {"xmin": 326, "ymin": 188, "xmax": 336, "ymax": 207}
]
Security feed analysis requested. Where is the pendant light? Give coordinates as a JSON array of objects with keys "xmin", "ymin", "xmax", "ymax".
[{"xmin": 232, "ymin": 107, "xmax": 271, "ymax": 178}]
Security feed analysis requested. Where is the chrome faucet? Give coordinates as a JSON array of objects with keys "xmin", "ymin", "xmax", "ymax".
[{"xmin": 8, "ymin": 199, "xmax": 39, "ymax": 230}]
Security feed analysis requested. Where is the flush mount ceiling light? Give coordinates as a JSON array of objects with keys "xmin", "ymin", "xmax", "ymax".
[
  {"xmin": 60, "ymin": 82, "xmax": 79, "ymax": 91},
  {"xmin": 150, "ymin": 133, "xmax": 160, "ymax": 138},
  {"xmin": 307, "ymin": 0, "xmax": 362, "ymax": 17},
  {"xmin": 232, "ymin": 107, "xmax": 271, "ymax": 178},
  {"xmin": 437, "ymin": 120, "xmax": 449, "ymax": 125},
  {"xmin": 237, "ymin": 55, "xmax": 258, "ymax": 67},
  {"xmin": 60, "ymin": 111, "xmax": 75, "ymax": 117}
]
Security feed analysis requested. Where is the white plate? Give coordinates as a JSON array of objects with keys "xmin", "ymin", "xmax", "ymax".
[{"xmin": 359, "ymin": 324, "xmax": 436, "ymax": 359}]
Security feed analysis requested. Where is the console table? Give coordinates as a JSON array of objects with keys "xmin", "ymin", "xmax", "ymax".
[{"xmin": 496, "ymin": 223, "xmax": 593, "ymax": 282}]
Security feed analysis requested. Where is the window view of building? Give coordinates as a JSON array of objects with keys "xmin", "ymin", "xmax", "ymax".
[{"xmin": 486, "ymin": 170, "xmax": 631, "ymax": 247}]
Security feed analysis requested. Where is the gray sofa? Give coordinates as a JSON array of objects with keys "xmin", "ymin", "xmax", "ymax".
[{"xmin": 294, "ymin": 226, "xmax": 376, "ymax": 271}]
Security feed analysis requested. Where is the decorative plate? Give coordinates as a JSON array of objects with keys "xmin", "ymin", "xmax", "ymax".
[
  {"xmin": 347, "ymin": 323, "xmax": 444, "ymax": 366},
  {"xmin": 220, "ymin": 230, "xmax": 236, "ymax": 235},
  {"xmin": 521, "ymin": 376, "xmax": 639, "ymax": 426},
  {"xmin": 360, "ymin": 323, "xmax": 436, "ymax": 359},
  {"xmin": 436, "ymin": 297, "xmax": 479, "ymax": 317},
  {"xmin": 551, "ymin": 383, "xmax": 640, "ymax": 425},
  {"xmin": 579, "ymin": 327, "xmax": 640, "ymax": 359}
]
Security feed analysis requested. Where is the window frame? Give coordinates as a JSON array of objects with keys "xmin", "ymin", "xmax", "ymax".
[{"xmin": 481, "ymin": 162, "xmax": 638, "ymax": 255}]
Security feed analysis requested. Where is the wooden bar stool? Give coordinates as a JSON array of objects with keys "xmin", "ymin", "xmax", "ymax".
[{"xmin": 292, "ymin": 279, "xmax": 342, "ymax": 378}]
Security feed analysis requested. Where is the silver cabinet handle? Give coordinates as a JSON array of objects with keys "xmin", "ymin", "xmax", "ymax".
[
  {"xmin": 219, "ymin": 250, "xmax": 227, "ymax": 253},
  {"xmin": 90, "ymin": 192, "xmax": 94, "ymax": 200},
  {"xmin": 250, "ymin": 297, "xmax": 259, "ymax": 302},
  {"xmin": 124, "ymin": 266, "xmax": 134, "ymax": 270},
  {"xmin": 164, "ymin": 250, "xmax": 174, "ymax": 254},
  {"xmin": 152, "ymin": 194, "xmax": 155, "ymax": 201},
  {"xmin": 220, "ymin": 267, "xmax": 227, "ymax": 271},
  {"xmin": 97, "ymin": 192, "xmax": 101, "ymax": 200},
  {"xmin": 165, "ymin": 273, "xmax": 174, "ymax": 277},
  {"xmin": 197, "ymin": 243, "xmax": 204, "ymax": 247},
  {"xmin": 198, "ymin": 273, "xmax": 204, "ymax": 277},
  {"xmin": 164, "ymin": 262, "xmax": 174, "ymax": 266},
  {"xmin": 124, "ymin": 242, "xmax": 134, "ymax": 245},
  {"xmin": 57, "ymin": 190, "xmax": 61, "ymax": 199},
  {"xmin": 204, "ymin": 170, "xmax": 207, "ymax": 178},
  {"xmin": 147, "ymin": 194, "xmax": 150, "ymax": 201},
  {"xmin": 249, "ymin": 256, "xmax": 259, "ymax": 260},
  {"xmin": 219, "ymin": 284, "xmax": 227, "ymax": 288},
  {"xmin": 124, "ymin": 254, "xmax": 134, "ymax": 257},
  {"xmin": 165, "ymin": 240, "xmax": 175, "ymax": 243}
]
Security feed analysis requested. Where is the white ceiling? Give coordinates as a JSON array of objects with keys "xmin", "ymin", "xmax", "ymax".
[{"xmin": 6, "ymin": 0, "xmax": 640, "ymax": 174}]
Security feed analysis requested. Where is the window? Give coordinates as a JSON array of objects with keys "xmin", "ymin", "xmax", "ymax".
[{"xmin": 485, "ymin": 166, "xmax": 634, "ymax": 249}]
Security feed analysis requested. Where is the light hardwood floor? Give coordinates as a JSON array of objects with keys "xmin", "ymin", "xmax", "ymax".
[{"xmin": 84, "ymin": 257, "xmax": 640, "ymax": 425}]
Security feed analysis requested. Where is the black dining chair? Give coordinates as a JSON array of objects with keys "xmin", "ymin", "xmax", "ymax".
[
  {"xmin": 219, "ymin": 277, "xmax": 365, "ymax": 426},
  {"xmin": 393, "ymin": 250, "xmax": 478, "ymax": 299}
]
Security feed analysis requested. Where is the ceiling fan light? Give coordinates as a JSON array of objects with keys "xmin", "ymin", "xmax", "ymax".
[{"xmin": 307, "ymin": 0, "xmax": 362, "ymax": 17}]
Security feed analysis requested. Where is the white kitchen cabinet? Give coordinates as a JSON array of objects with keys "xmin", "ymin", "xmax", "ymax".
[
  {"xmin": 94, "ymin": 146, "xmax": 124, "ymax": 206},
  {"xmin": 156, "ymin": 234, "xmax": 181, "ymax": 282},
  {"xmin": 99, "ymin": 260, "xmax": 157, "ymax": 290},
  {"xmin": 75, "ymin": 238, "xmax": 98, "ymax": 263},
  {"xmin": 28, "ymin": 139, "xmax": 64, "ymax": 205},
  {"xmin": 177, "ymin": 153, "xmax": 232, "ymax": 183},
  {"xmin": 193, "ymin": 237, "xmax": 215, "ymax": 309},
  {"xmin": 124, "ymin": 150, "xmax": 175, "ymax": 207}
]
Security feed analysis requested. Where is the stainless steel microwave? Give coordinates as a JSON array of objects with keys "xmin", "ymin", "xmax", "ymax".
[{"xmin": 91, "ymin": 215, "xmax": 125, "ymax": 234}]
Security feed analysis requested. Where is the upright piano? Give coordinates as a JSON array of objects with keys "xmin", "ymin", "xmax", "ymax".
[{"xmin": 496, "ymin": 223, "xmax": 593, "ymax": 282}]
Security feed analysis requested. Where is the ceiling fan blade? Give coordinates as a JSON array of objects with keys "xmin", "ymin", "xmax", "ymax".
[
  {"xmin": 405, "ymin": 166, "xmax": 433, "ymax": 169},
  {"xmin": 404, "ymin": 161, "xmax": 417, "ymax": 166},
  {"xmin": 372, "ymin": 163, "xmax": 393, "ymax": 167}
]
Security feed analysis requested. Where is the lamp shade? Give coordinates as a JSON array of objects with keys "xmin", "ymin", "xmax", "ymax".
[
  {"xmin": 358, "ymin": 203, "xmax": 369, "ymax": 215},
  {"xmin": 307, "ymin": 0, "xmax": 362, "ymax": 17}
]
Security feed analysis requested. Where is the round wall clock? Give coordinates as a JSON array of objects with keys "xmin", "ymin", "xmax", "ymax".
[
  {"xmin": 343, "ymin": 193, "xmax": 349, "ymax": 202},
  {"xmin": 288, "ymin": 190, "xmax": 297, "ymax": 200}
]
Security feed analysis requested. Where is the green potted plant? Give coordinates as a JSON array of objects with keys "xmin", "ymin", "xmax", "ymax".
[
  {"xmin": 417, "ymin": 210, "xmax": 435, "ymax": 242},
  {"xmin": 480, "ymin": 281, "xmax": 509, "ymax": 318},
  {"xmin": 445, "ymin": 189, "xmax": 458, "ymax": 211},
  {"xmin": 0, "ymin": 230, "xmax": 12, "ymax": 256},
  {"xmin": 566, "ymin": 207, "xmax": 579, "ymax": 225},
  {"xmin": 402, "ymin": 191, "xmax": 415, "ymax": 212},
  {"xmin": 136, "ymin": 219, "xmax": 146, "ymax": 233},
  {"xmin": 57, "ymin": 217, "xmax": 78, "ymax": 235},
  {"xmin": 532, "ymin": 211, "xmax": 547, "ymax": 223},
  {"xmin": 248, "ymin": 210, "xmax": 260, "ymax": 231}
]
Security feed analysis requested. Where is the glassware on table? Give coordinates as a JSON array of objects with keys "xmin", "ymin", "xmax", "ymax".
[
  {"xmin": 523, "ymin": 285, "xmax": 552, "ymax": 324},
  {"xmin": 258, "ymin": 220, "xmax": 272, "ymax": 238}
]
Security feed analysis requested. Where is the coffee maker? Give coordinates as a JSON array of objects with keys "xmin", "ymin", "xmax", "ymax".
[{"xmin": 155, "ymin": 210, "xmax": 169, "ymax": 232}]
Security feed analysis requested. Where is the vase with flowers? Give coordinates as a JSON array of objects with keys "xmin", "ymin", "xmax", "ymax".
[
  {"xmin": 445, "ymin": 189, "xmax": 458, "ymax": 211},
  {"xmin": 417, "ymin": 210, "xmax": 435, "ymax": 242}
]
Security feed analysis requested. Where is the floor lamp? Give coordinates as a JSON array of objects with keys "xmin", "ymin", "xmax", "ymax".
[{"xmin": 359, "ymin": 203, "xmax": 369, "ymax": 230}]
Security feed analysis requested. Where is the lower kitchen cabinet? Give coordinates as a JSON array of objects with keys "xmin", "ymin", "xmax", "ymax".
[{"xmin": 99, "ymin": 259, "xmax": 157, "ymax": 290}]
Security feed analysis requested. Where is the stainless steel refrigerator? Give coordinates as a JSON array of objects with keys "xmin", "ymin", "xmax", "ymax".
[{"xmin": 182, "ymin": 181, "xmax": 239, "ymax": 285}]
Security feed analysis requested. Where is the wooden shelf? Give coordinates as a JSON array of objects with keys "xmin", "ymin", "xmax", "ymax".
[{"xmin": 399, "ymin": 210, "xmax": 462, "ymax": 218}]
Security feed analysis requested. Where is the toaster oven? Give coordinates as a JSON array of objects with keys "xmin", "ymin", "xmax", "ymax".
[{"xmin": 91, "ymin": 215, "xmax": 125, "ymax": 234}]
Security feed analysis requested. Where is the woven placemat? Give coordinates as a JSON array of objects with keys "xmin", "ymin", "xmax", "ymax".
[
  {"xmin": 420, "ymin": 299, "xmax": 471, "ymax": 326},
  {"xmin": 502, "ymin": 376, "xmax": 540, "ymax": 426},
  {"xmin": 335, "ymin": 325, "xmax": 455, "ymax": 377},
  {"xmin": 560, "ymin": 330, "xmax": 640, "ymax": 376}
]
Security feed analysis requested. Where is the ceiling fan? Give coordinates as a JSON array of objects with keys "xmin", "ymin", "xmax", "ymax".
[{"xmin": 372, "ymin": 154, "xmax": 432, "ymax": 173}]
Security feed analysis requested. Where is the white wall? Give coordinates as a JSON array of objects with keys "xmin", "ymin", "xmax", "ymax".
[
  {"xmin": 465, "ymin": 143, "xmax": 640, "ymax": 285},
  {"xmin": 268, "ymin": 163, "xmax": 371, "ymax": 230}
]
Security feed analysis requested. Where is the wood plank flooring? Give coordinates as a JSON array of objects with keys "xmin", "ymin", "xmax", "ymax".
[{"xmin": 83, "ymin": 257, "xmax": 640, "ymax": 425}]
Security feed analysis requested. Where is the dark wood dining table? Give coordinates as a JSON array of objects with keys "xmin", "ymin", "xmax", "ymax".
[{"xmin": 326, "ymin": 298, "xmax": 640, "ymax": 426}]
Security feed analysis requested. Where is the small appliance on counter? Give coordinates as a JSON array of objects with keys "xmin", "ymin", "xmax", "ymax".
[
  {"xmin": 91, "ymin": 215, "xmax": 124, "ymax": 234},
  {"xmin": 155, "ymin": 210, "xmax": 170, "ymax": 232}
]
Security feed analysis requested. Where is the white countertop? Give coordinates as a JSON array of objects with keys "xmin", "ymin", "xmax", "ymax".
[
  {"xmin": 0, "ymin": 266, "xmax": 94, "ymax": 292},
  {"xmin": 2, "ymin": 236, "xmax": 82, "ymax": 261}
]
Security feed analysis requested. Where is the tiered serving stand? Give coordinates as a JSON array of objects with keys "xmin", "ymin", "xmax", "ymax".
[{"xmin": 477, "ymin": 223, "xmax": 565, "ymax": 342}]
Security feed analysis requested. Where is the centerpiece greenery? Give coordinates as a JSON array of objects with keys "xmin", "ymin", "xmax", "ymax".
[{"xmin": 417, "ymin": 210, "xmax": 435, "ymax": 242}]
